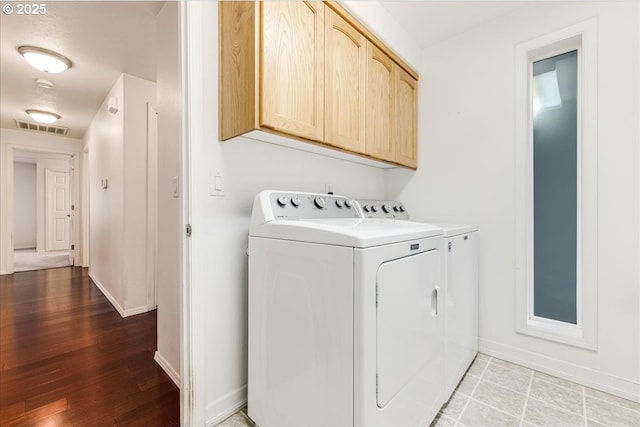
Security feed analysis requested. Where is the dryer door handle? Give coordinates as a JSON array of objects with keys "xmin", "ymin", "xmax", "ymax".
[{"xmin": 431, "ymin": 287, "xmax": 439, "ymax": 317}]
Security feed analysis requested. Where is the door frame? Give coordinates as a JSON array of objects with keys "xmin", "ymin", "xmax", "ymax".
[
  {"xmin": 2, "ymin": 144, "xmax": 81, "ymax": 275},
  {"xmin": 146, "ymin": 103, "xmax": 158, "ymax": 310}
]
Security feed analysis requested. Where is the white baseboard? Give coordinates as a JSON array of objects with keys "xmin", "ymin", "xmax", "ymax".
[
  {"xmin": 88, "ymin": 271, "xmax": 149, "ymax": 318},
  {"xmin": 205, "ymin": 385, "xmax": 247, "ymax": 427},
  {"xmin": 123, "ymin": 305, "xmax": 150, "ymax": 317},
  {"xmin": 154, "ymin": 351, "xmax": 181, "ymax": 388},
  {"xmin": 479, "ymin": 337, "xmax": 640, "ymax": 403},
  {"xmin": 89, "ymin": 271, "xmax": 126, "ymax": 317}
]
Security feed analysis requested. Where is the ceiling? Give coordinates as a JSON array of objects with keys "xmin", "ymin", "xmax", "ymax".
[
  {"xmin": 1, "ymin": 1, "xmax": 529, "ymax": 141},
  {"xmin": 0, "ymin": 1, "xmax": 165, "ymax": 139}
]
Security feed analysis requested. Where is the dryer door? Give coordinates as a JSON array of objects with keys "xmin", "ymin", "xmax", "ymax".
[{"xmin": 376, "ymin": 249, "xmax": 442, "ymax": 408}]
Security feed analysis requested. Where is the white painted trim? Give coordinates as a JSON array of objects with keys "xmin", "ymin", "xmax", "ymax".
[
  {"xmin": 180, "ymin": 1, "xmax": 199, "ymax": 426},
  {"xmin": 205, "ymin": 385, "xmax": 248, "ymax": 427},
  {"xmin": 515, "ymin": 18, "xmax": 598, "ymax": 350},
  {"xmin": 479, "ymin": 337, "xmax": 640, "ymax": 403},
  {"xmin": 146, "ymin": 103, "xmax": 158, "ymax": 310},
  {"xmin": 123, "ymin": 306, "xmax": 150, "ymax": 318},
  {"xmin": 1, "ymin": 143, "xmax": 81, "ymax": 275},
  {"xmin": 88, "ymin": 271, "xmax": 149, "ymax": 318},
  {"xmin": 154, "ymin": 350, "xmax": 181, "ymax": 389},
  {"xmin": 89, "ymin": 271, "xmax": 126, "ymax": 317}
]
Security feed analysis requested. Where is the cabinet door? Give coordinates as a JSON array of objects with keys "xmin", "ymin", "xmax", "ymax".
[
  {"xmin": 365, "ymin": 43, "xmax": 395, "ymax": 162},
  {"xmin": 395, "ymin": 67, "xmax": 418, "ymax": 168},
  {"xmin": 260, "ymin": 1, "xmax": 324, "ymax": 142},
  {"xmin": 324, "ymin": 7, "xmax": 366, "ymax": 154}
]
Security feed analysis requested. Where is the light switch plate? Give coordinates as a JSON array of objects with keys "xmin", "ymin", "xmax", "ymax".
[
  {"xmin": 210, "ymin": 171, "xmax": 225, "ymax": 197},
  {"xmin": 172, "ymin": 176, "xmax": 180, "ymax": 198}
]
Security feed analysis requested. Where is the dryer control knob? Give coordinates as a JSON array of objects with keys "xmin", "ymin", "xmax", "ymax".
[
  {"xmin": 363, "ymin": 205, "xmax": 371, "ymax": 212},
  {"xmin": 382, "ymin": 204, "xmax": 392, "ymax": 213},
  {"xmin": 335, "ymin": 199, "xmax": 344, "ymax": 208},
  {"xmin": 314, "ymin": 197, "xmax": 326, "ymax": 209},
  {"xmin": 344, "ymin": 200, "xmax": 353, "ymax": 208},
  {"xmin": 399, "ymin": 205, "xmax": 405, "ymax": 212},
  {"xmin": 371, "ymin": 205, "xmax": 379, "ymax": 212},
  {"xmin": 393, "ymin": 206, "xmax": 400, "ymax": 212},
  {"xmin": 291, "ymin": 197, "xmax": 301, "ymax": 207},
  {"xmin": 276, "ymin": 196, "xmax": 289, "ymax": 207}
]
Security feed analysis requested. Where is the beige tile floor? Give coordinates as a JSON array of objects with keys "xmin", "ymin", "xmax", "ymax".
[
  {"xmin": 215, "ymin": 353, "xmax": 640, "ymax": 427},
  {"xmin": 433, "ymin": 354, "xmax": 640, "ymax": 427}
]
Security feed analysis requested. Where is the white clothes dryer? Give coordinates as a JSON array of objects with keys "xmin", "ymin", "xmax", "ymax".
[
  {"xmin": 248, "ymin": 190, "xmax": 445, "ymax": 427},
  {"xmin": 357, "ymin": 200, "xmax": 479, "ymax": 401}
]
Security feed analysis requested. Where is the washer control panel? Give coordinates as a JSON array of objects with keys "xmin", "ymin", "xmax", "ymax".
[
  {"xmin": 357, "ymin": 199, "xmax": 409, "ymax": 219},
  {"xmin": 270, "ymin": 192, "xmax": 360, "ymax": 220}
]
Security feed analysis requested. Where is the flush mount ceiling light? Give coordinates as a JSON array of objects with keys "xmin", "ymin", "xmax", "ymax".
[
  {"xmin": 18, "ymin": 46, "xmax": 72, "ymax": 73},
  {"xmin": 26, "ymin": 109, "xmax": 61, "ymax": 124}
]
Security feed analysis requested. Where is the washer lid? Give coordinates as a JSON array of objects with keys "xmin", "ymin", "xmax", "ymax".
[
  {"xmin": 250, "ymin": 218, "xmax": 442, "ymax": 248},
  {"xmin": 429, "ymin": 223, "xmax": 478, "ymax": 237}
]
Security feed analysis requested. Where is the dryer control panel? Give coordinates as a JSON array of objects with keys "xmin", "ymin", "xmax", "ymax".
[
  {"xmin": 266, "ymin": 191, "xmax": 361, "ymax": 220},
  {"xmin": 357, "ymin": 199, "xmax": 409, "ymax": 220}
]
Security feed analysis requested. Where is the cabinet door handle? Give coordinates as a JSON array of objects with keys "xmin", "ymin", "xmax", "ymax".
[{"xmin": 431, "ymin": 287, "xmax": 439, "ymax": 317}]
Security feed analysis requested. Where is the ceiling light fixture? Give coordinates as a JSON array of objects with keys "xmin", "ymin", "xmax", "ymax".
[
  {"xmin": 26, "ymin": 109, "xmax": 61, "ymax": 124},
  {"xmin": 18, "ymin": 46, "xmax": 72, "ymax": 73}
]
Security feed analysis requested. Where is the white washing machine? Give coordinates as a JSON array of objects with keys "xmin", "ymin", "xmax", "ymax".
[
  {"xmin": 358, "ymin": 200, "xmax": 479, "ymax": 400},
  {"xmin": 248, "ymin": 190, "xmax": 445, "ymax": 427}
]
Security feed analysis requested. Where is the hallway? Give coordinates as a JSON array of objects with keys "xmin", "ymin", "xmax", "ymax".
[{"xmin": 0, "ymin": 267, "xmax": 179, "ymax": 426}]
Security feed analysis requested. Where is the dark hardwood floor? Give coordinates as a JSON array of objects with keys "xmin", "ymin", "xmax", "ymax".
[{"xmin": 0, "ymin": 267, "xmax": 180, "ymax": 426}]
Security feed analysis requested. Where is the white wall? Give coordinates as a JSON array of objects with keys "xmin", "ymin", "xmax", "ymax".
[
  {"xmin": 341, "ymin": 0, "xmax": 421, "ymax": 72},
  {"xmin": 0, "ymin": 128, "xmax": 82, "ymax": 274},
  {"xmin": 85, "ymin": 73, "xmax": 156, "ymax": 317},
  {"xmin": 183, "ymin": 2, "xmax": 423, "ymax": 424},
  {"xmin": 13, "ymin": 162, "xmax": 36, "ymax": 249},
  {"xmin": 86, "ymin": 75, "xmax": 126, "ymax": 310},
  {"xmin": 155, "ymin": 1, "xmax": 182, "ymax": 387},
  {"xmin": 123, "ymin": 74, "xmax": 157, "ymax": 314},
  {"xmin": 386, "ymin": 1, "xmax": 640, "ymax": 401}
]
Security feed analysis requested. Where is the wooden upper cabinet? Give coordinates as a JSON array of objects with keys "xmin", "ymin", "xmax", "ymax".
[
  {"xmin": 394, "ymin": 67, "xmax": 418, "ymax": 168},
  {"xmin": 324, "ymin": 7, "xmax": 366, "ymax": 154},
  {"xmin": 219, "ymin": 1, "xmax": 256, "ymax": 141},
  {"xmin": 260, "ymin": 1, "xmax": 324, "ymax": 142},
  {"xmin": 365, "ymin": 43, "xmax": 395, "ymax": 163},
  {"xmin": 219, "ymin": 1, "xmax": 419, "ymax": 168}
]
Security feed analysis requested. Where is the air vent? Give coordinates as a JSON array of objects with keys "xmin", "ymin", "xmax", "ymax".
[{"xmin": 15, "ymin": 119, "xmax": 69, "ymax": 135}]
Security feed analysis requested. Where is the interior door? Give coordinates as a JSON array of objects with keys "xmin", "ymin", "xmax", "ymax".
[
  {"xmin": 45, "ymin": 168, "xmax": 70, "ymax": 251},
  {"xmin": 376, "ymin": 250, "xmax": 442, "ymax": 409}
]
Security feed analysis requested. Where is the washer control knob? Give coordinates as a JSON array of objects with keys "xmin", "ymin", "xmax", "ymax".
[
  {"xmin": 382, "ymin": 204, "xmax": 392, "ymax": 213},
  {"xmin": 371, "ymin": 205, "xmax": 379, "ymax": 212},
  {"xmin": 314, "ymin": 196, "xmax": 326, "ymax": 209},
  {"xmin": 363, "ymin": 205, "xmax": 371, "ymax": 212},
  {"xmin": 393, "ymin": 206, "xmax": 400, "ymax": 212},
  {"xmin": 291, "ymin": 197, "xmax": 300, "ymax": 207},
  {"xmin": 344, "ymin": 200, "xmax": 353, "ymax": 209},
  {"xmin": 276, "ymin": 196, "xmax": 289, "ymax": 207},
  {"xmin": 399, "ymin": 205, "xmax": 405, "ymax": 212},
  {"xmin": 335, "ymin": 199, "xmax": 344, "ymax": 208}
]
